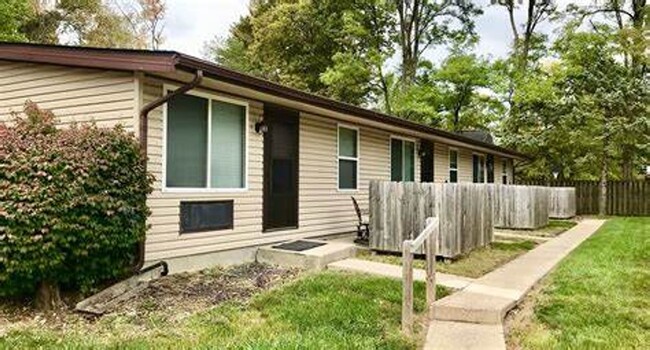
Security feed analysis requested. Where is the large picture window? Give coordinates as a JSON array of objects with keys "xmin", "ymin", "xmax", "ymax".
[
  {"xmin": 391, "ymin": 138, "xmax": 415, "ymax": 182},
  {"xmin": 449, "ymin": 149, "xmax": 458, "ymax": 183},
  {"xmin": 338, "ymin": 126, "xmax": 358, "ymax": 190},
  {"xmin": 165, "ymin": 91, "xmax": 247, "ymax": 190}
]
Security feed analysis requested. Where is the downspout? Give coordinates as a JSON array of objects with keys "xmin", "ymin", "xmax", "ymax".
[{"xmin": 133, "ymin": 70, "xmax": 204, "ymax": 273}]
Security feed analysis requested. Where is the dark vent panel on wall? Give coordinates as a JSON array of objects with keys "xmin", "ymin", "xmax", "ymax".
[{"xmin": 180, "ymin": 200, "xmax": 234, "ymax": 233}]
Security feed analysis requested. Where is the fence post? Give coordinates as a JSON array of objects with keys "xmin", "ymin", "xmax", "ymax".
[
  {"xmin": 401, "ymin": 240, "xmax": 414, "ymax": 335},
  {"xmin": 425, "ymin": 217, "xmax": 437, "ymax": 319}
]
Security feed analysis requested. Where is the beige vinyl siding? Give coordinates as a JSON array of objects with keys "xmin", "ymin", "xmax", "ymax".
[
  {"xmin": 434, "ymin": 143, "xmax": 449, "ymax": 182},
  {"xmin": 458, "ymin": 148, "xmax": 474, "ymax": 183},
  {"xmin": 143, "ymin": 78, "xmax": 265, "ymax": 261},
  {"xmin": 0, "ymin": 60, "xmax": 136, "ymax": 129},
  {"xmin": 142, "ymin": 82, "xmax": 421, "ymax": 261}
]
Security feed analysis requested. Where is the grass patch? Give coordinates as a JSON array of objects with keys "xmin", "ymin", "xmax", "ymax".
[
  {"xmin": 508, "ymin": 217, "xmax": 650, "ymax": 349},
  {"xmin": 1, "ymin": 271, "xmax": 449, "ymax": 349},
  {"xmin": 497, "ymin": 219, "xmax": 578, "ymax": 239},
  {"xmin": 357, "ymin": 240, "xmax": 537, "ymax": 278}
]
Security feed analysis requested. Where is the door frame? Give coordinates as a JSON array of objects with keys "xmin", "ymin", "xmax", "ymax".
[{"xmin": 262, "ymin": 104, "xmax": 300, "ymax": 232}]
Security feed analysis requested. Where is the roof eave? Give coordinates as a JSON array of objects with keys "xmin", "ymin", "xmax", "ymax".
[{"xmin": 175, "ymin": 55, "xmax": 528, "ymax": 159}]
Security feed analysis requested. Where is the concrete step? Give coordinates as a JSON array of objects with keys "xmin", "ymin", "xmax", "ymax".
[
  {"xmin": 430, "ymin": 219, "xmax": 606, "ymax": 325},
  {"xmin": 257, "ymin": 239, "xmax": 356, "ymax": 270},
  {"xmin": 425, "ymin": 321, "xmax": 505, "ymax": 350}
]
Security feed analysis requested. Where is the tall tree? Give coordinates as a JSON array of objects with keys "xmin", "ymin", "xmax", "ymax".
[
  {"xmin": 496, "ymin": 0, "xmax": 556, "ymax": 72},
  {"xmin": 395, "ymin": 0, "xmax": 481, "ymax": 85},
  {"xmin": 432, "ymin": 52, "xmax": 500, "ymax": 132},
  {"xmin": 566, "ymin": 0, "xmax": 648, "ymax": 179},
  {"xmin": 209, "ymin": 0, "xmax": 483, "ymax": 108},
  {"xmin": 500, "ymin": 26, "xmax": 649, "ymax": 208}
]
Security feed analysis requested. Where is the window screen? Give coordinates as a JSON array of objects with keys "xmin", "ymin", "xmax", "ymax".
[
  {"xmin": 391, "ymin": 138, "xmax": 414, "ymax": 182},
  {"xmin": 166, "ymin": 94, "xmax": 208, "ymax": 188},
  {"xmin": 391, "ymin": 139, "xmax": 403, "ymax": 181},
  {"xmin": 486, "ymin": 154, "xmax": 494, "ymax": 183},
  {"xmin": 338, "ymin": 126, "xmax": 358, "ymax": 190},
  {"xmin": 180, "ymin": 200, "xmax": 234, "ymax": 233},
  {"xmin": 449, "ymin": 149, "xmax": 458, "ymax": 183},
  {"xmin": 211, "ymin": 100, "xmax": 245, "ymax": 188},
  {"xmin": 473, "ymin": 154, "xmax": 485, "ymax": 183}
]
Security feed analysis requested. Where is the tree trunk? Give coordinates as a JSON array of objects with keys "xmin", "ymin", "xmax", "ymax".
[
  {"xmin": 599, "ymin": 157, "xmax": 608, "ymax": 216},
  {"xmin": 35, "ymin": 280, "xmax": 62, "ymax": 311}
]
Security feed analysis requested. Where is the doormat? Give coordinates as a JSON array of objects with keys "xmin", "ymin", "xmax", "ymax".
[{"xmin": 272, "ymin": 240, "xmax": 326, "ymax": 252}]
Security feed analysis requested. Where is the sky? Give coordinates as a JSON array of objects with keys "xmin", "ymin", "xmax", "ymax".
[{"xmin": 162, "ymin": 0, "xmax": 593, "ymax": 63}]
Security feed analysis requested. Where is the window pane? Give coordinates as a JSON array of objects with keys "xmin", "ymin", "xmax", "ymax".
[
  {"xmin": 472, "ymin": 155, "xmax": 479, "ymax": 183},
  {"xmin": 210, "ymin": 100, "xmax": 245, "ymax": 188},
  {"xmin": 449, "ymin": 150, "xmax": 458, "ymax": 169},
  {"xmin": 339, "ymin": 159, "xmax": 357, "ymax": 189},
  {"xmin": 391, "ymin": 139, "xmax": 403, "ymax": 181},
  {"xmin": 487, "ymin": 155, "xmax": 494, "ymax": 183},
  {"xmin": 166, "ymin": 94, "xmax": 208, "ymax": 188},
  {"xmin": 339, "ymin": 127, "xmax": 357, "ymax": 158},
  {"xmin": 450, "ymin": 170, "xmax": 458, "ymax": 183},
  {"xmin": 404, "ymin": 141, "xmax": 415, "ymax": 181}
]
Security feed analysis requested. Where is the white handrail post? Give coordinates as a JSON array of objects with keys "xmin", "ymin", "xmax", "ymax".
[{"xmin": 401, "ymin": 240, "xmax": 413, "ymax": 335}]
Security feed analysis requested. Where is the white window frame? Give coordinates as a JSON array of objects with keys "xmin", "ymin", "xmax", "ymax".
[
  {"xmin": 162, "ymin": 84, "xmax": 249, "ymax": 193},
  {"xmin": 337, "ymin": 124, "xmax": 360, "ymax": 191},
  {"xmin": 389, "ymin": 135, "xmax": 416, "ymax": 182},
  {"xmin": 448, "ymin": 148, "xmax": 459, "ymax": 183},
  {"xmin": 472, "ymin": 152, "xmax": 486, "ymax": 183}
]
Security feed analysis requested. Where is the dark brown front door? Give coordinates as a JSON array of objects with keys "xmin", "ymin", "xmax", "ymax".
[
  {"xmin": 420, "ymin": 140, "xmax": 434, "ymax": 182},
  {"xmin": 263, "ymin": 105, "xmax": 299, "ymax": 231}
]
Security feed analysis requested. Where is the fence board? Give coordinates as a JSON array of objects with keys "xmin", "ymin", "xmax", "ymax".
[
  {"xmin": 491, "ymin": 185, "xmax": 549, "ymax": 229},
  {"xmin": 369, "ymin": 181, "xmax": 493, "ymax": 258},
  {"xmin": 519, "ymin": 180, "xmax": 649, "ymax": 216},
  {"xmin": 548, "ymin": 187, "xmax": 576, "ymax": 219}
]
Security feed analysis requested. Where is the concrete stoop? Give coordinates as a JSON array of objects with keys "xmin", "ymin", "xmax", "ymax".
[{"xmin": 256, "ymin": 239, "xmax": 357, "ymax": 270}]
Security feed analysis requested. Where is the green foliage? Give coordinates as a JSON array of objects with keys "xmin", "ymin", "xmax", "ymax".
[
  {"xmin": 0, "ymin": 0, "xmax": 34, "ymax": 42},
  {"xmin": 500, "ymin": 25, "xmax": 649, "ymax": 180},
  {"xmin": 0, "ymin": 102, "xmax": 153, "ymax": 297}
]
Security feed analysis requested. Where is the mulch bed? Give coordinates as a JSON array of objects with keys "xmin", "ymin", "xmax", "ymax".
[
  {"xmin": 120, "ymin": 263, "xmax": 300, "ymax": 315},
  {"xmin": 0, "ymin": 263, "xmax": 300, "ymax": 333}
]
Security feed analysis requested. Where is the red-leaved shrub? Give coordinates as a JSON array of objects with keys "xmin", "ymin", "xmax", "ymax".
[{"xmin": 0, "ymin": 102, "xmax": 153, "ymax": 299}]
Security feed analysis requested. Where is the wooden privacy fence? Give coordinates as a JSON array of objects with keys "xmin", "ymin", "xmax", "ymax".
[
  {"xmin": 401, "ymin": 217, "xmax": 438, "ymax": 335},
  {"xmin": 491, "ymin": 185, "xmax": 549, "ymax": 229},
  {"xmin": 369, "ymin": 181, "xmax": 493, "ymax": 259},
  {"xmin": 519, "ymin": 180, "xmax": 650, "ymax": 216},
  {"xmin": 548, "ymin": 187, "xmax": 576, "ymax": 219}
]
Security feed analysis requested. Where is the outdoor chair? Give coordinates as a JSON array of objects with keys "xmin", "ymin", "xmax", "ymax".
[{"xmin": 351, "ymin": 196, "xmax": 370, "ymax": 245}]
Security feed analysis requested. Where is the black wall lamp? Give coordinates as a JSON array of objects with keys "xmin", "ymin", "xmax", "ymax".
[{"xmin": 255, "ymin": 119, "xmax": 268, "ymax": 134}]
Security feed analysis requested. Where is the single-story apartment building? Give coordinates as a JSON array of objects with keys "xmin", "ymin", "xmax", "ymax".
[{"xmin": 0, "ymin": 42, "xmax": 526, "ymax": 272}]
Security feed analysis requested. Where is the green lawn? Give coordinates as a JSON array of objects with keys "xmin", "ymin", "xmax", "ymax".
[
  {"xmin": 0, "ymin": 271, "xmax": 449, "ymax": 349},
  {"xmin": 508, "ymin": 217, "xmax": 650, "ymax": 349},
  {"xmin": 358, "ymin": 240, "xmax": 537, "ymax": 278}
]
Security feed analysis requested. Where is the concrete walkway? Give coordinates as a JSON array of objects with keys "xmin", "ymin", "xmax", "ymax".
[
  {"xmin": 425, "ymin": 219, "xmax": 606, "ymax": 350},
  {"xmin": 327, "ymin": 258, "xmax": 475, "ymax": 290}
]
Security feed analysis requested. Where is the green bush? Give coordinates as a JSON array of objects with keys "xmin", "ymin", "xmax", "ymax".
[{"xmin": 0, "ymin": 102, "xmax": 153, "ymax": 298}]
